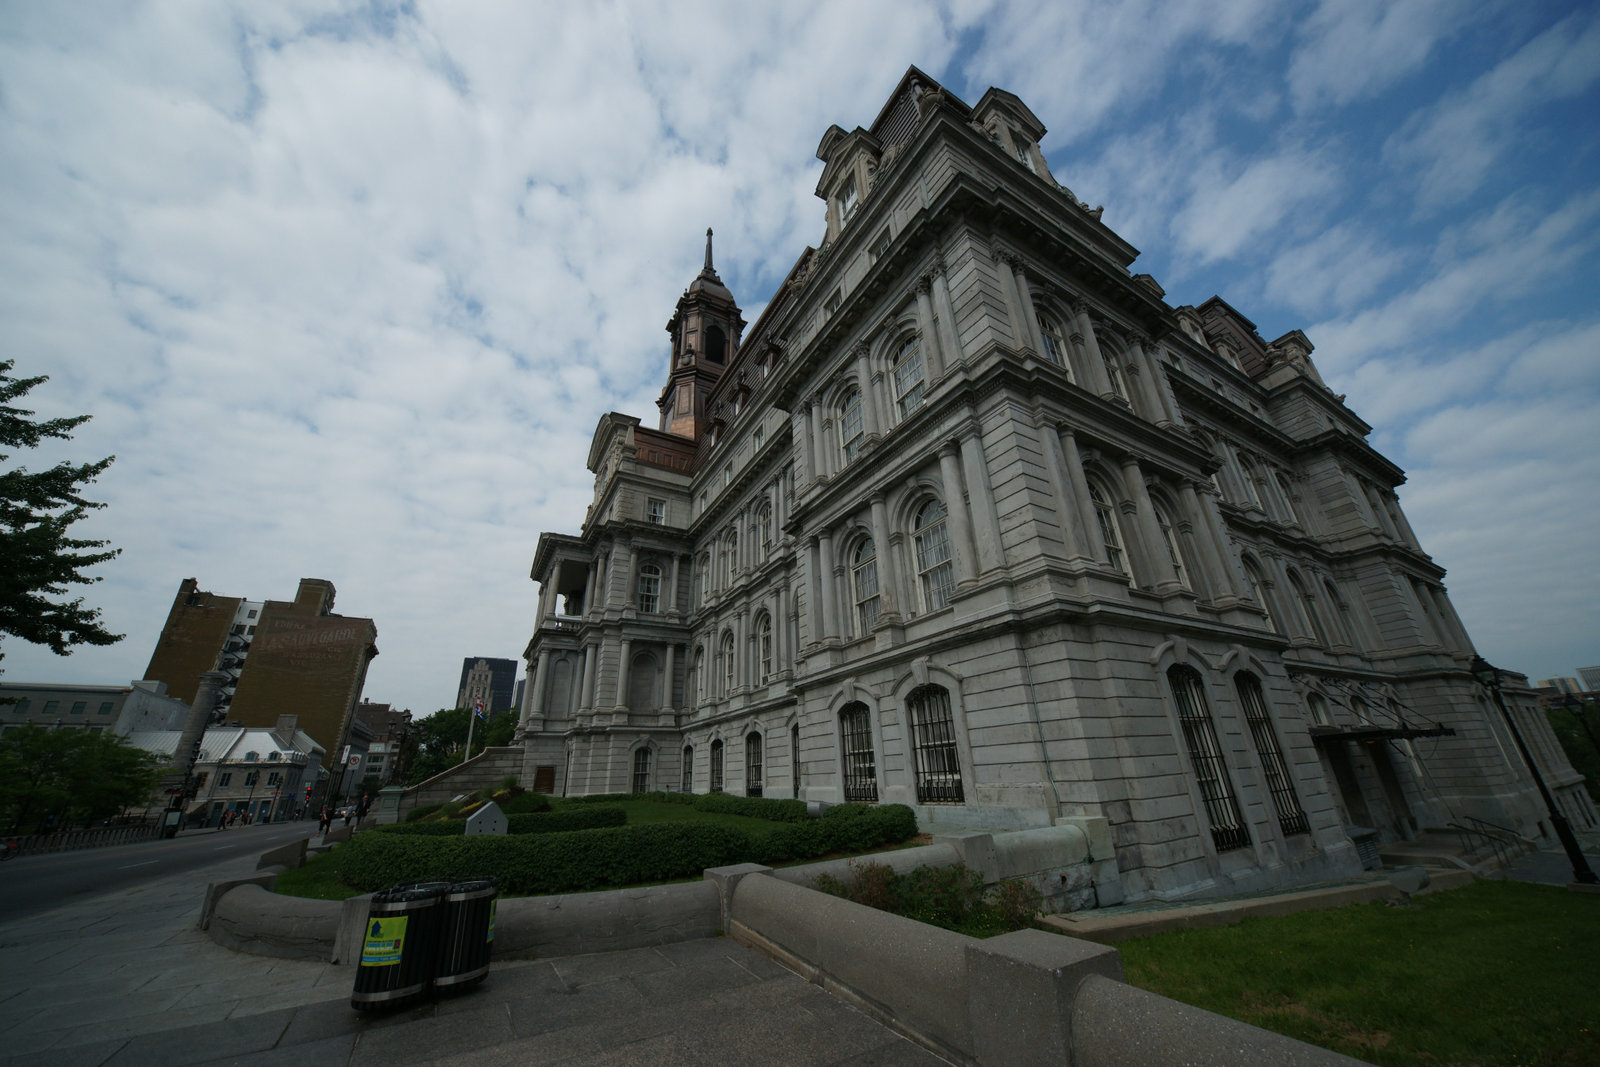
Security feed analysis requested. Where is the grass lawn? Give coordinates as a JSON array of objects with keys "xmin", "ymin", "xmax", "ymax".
[{"xmin": 1113, "ymin": 879, "xmax": 1600, "ymax": 1066}]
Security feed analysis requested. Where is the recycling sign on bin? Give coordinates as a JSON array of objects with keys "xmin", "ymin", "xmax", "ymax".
[{"xmin": 362, "ymin": 917, "xmax": 407, "ymax": 966}]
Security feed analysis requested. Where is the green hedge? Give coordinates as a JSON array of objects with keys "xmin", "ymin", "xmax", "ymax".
[
  {"xmin": 370, "ymin": 806, "xmax": 626, "ymax": 837},
  {"xmin": 337, "ymin": 803, "xmax": 917, "ymax": 895}
]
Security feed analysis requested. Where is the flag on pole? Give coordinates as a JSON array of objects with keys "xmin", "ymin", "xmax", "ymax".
[{"xmin": 472, "ymin": 696, "xmax": 486, "ymax": 722}]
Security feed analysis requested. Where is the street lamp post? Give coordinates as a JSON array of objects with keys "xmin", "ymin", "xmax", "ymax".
[{"xmin": 1471, "ymin": 656, "xmax": 1597, "ymax": 885}]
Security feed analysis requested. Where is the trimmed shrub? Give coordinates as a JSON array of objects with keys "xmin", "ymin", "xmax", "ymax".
[
  {"xmin": 692, "ymin": 793, "xmax": 809, "ymax": 822},
  {"xmin": 501, "ymin": 791, "xmax": 552, "ymax": 815},
  {"xmin": 506, "ymin": 807, "xmax": 625, "ymax": 834},
  {"xmin": 405, "ymin": 803, "xmax": 444, "ymax": 823}
]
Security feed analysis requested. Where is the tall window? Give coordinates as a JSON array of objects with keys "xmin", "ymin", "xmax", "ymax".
[
  {"xmin": 1167, "ymin": 666, "xmax": 1250, "ymax": 852},
  {"xmin": 908, "ymin": 685, "xmax": 963, "ymax": 803},
  {"xmin": 1323, "ymin": 579, "xmax": 1355, "ymax": 647},
  {"xmin": 1038, "ymin": 312, "xmax": 1073, "ymax": 379},
  {"xmin": 681, "ymin": 746, "xmax": 693, "ymax": 792},
  {"xmin": 1287, "ymin": 570, "xmax": 1329, "ymax": 644},
  {"xmin": 1089, "ymin": 480, "xmax": 1125, "ymax": 572},
  {"xmin": 759, "ymin": 503, "xmax": 773, "ymax": 554},
  {"xmin": 632, "ymin": 747, "xmax": 653, "ymax": 793},
  {"xmin": 840, "ymin": 390, "xmax": 865, "ymax": 461},
  {"xmin": 746, "ymin": 732, "xmax": 763, "ymax": 797},
  {"xmin": 692, "ymin": 646, "xmax": 705, "ymax": 703},
  {"xmin": 1237, "ymin": 454, "xmax": 1265, "ymax": 509},
  {"xmin": 891, "ymin": 338, "xmax": 925, "ymax": 418},
  {"xmin": 1306, "ymin": 692, "xmax": 1330, "ymax": 726},
  {"xmin": 1275, "ymin": 474, "xmax": 1303, "ymax": 526},
  {"xmin": 636, "ymin": 563, "xmax": 661, "ymax": 613},
  {"xmin": 710, "ymin": 739, "xmax": 724, "ymax": 792},
  {"xmin": 646, "ymin": 498, "xmax": 667, "ymax": 525},
  {"xmin": 852, "ymin": 537, "xmax": 880, "ymax": 634},
  {"xmin": 913, "ymin": 499, "xmax": 956, "ymax": 611},
  {"xmin": 1151, "ymin": 499, "xmax": 1188, "ymax": 588},
  {"xmin": 1243, "ymin": 557, "xmax": 1276, "ymax": 631},
  {"xmin": 1102, "ymin": 348, "xmax": 1128, "ymax": 400},
  {"xmin": 792, "ymin": 724, "xmax": 801, "ymax": 798},
  {"xmin": 839, "ymin": 702, "xmax": 878, "ymax": 802},
  {"xmin": 1236, "ymin": 673, "xmax": 1309, "ymax": 836},
  {"xmin": 720, "ymin": 631, "xmax": 736, "ymax": 695},
  {"xmin": 724, "ymin": 530, "xmax": 739, "ymax": 586},
  {"xmin": 758, "ymin": 613, "xmax": 774, "ymax": 683},
  {"xmin": 837, "ymin": 175, "xmax": 859, "ymax": 225}
]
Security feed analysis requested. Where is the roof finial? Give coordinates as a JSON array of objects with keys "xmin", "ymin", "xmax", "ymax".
[{"xmin": 704, "ymin": 227, "xmax": 714, "ymax": 272}]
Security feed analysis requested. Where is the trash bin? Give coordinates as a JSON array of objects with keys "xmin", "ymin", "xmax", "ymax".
[
  {"xmin": 351, "ymin": 881, "xmax": 452, "ymax": 1011},
  {"xmin": 435, "ymin": 878, "xmax": 498, "ymax": 990}
]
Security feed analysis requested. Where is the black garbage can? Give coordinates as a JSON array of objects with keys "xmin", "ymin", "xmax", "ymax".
[
  {"xmin": 351, "ymin": 881, "xmax": 452, "ymax": 1011},
  {"xmin": 435, "ymin": 878, "xmax": 498, "ymax": 990}
]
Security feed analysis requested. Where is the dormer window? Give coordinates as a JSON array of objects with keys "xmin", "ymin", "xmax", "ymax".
[
  {"xmin": 1013, "ymin": 137, "xmax": 1036, "ymax": 173},
  {"xmin": 837, "ymin": 175, "xmax": 859, "ymax": 226}
]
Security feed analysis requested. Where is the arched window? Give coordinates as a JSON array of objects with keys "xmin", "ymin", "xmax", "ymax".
[
  {"xmin": 1350, "ymin": 696, "xmax": 1371, "ymax": 724},
  {"xmin": 891, "ymin": 337, "xmax": 925, "ymax": 418},
  {"xmin": 1287, "ymin": 569, "xmax": 1329, "ymax": 644},
  {"xmin": 720, "ymin": 631, "xmax": 736, "ymax": 695},
  {"xmin": 1242, "ymin": 556, "xmax": 1277, "ymax": 631},
  {"xmin": 1037, "ymin": 311, "xmax": 1072, "ymax": 378},
  {"xmin": 705, "ymin": 323, "xmax": 727, "ymax": 364},
  {"xmin": 758, "ymin": 613, "xmax": 774, "ymax": 683},
  {"xmin": 1102, "ymin": 345, "xmax": 1129, "ymax": 401},
  {"xmin": 710, "ymin": 739, "xmax": 724, "ymax": 793},
  {"xmin": 1151, "ymin": 498, "xmax": 1189, "ymax": 588},
  {"xmin": 692, "ymin": 554, "xmax": 708, "ymax": 606},
  {"xmin": 1237, "ymin": 453, "xmax": 1265, "ymax": 510},
  {"xmin": 724, "ymin": 530, "xmax": 739, "ymax": 586},
  {"xmin": 746, "ymin": 732, "xmax": 763, "ymax": 797},
  {"xmin": 636, "ymin": 563, "xmax": 661, "ymax": 613},
  {"xmin": 691, "ymin": 646, "xmax": 706, "ymax": 703},
  {"xmin": 913, "ymin": 500, "xmax": 956, "ymax": 611},
  {"xmin": 681, "ymin": 745, "xmax": 694, "ymax": 792},
  {"xmin": 1323, "ymin": 579, "xmax": 1355, "ymax": 647},
  {"xmin": 1306, "ymin": 692, "xmax": 1330, "ymax": 726},
  {"xmin": 1167, "ymin": 666, "xmax": 1249, "ymax": 852},
  {"xmin": 1276, "ymin": 473, "xmax": 1304, "ymax": 527},
  {"xmin": 1088, "ymin": 479, "xmax": 1125, "ymax": 572},
  {"xmin": 908, "ymin": 685, "xmax": 963, "ymax": 803},
  {"xmin": 1236, "ymin": 673, "xmax": 1308, "ymax": 836},
  {"xmin": 839, "ymin": 389, "xmax": 865, "ymax": 462},
  {"xmin": 839, "ymin": 701, "xmax": 878, "ymax": 802},
  {"xmin": 852, "ymin": 537, "xmax": 880, "ymax": 634},
  {"xmin": 631, "ymin": 747, "xmax": 653, "ymax": 793}
]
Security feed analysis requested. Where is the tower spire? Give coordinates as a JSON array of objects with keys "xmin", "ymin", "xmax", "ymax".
[{"xmin": 704, "ymin": 227, "xmax": 714, "ymax": 273}]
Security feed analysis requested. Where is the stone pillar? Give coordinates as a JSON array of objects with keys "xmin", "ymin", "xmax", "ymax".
[
  {"xmin": 1011, "ymin": 259, "xmax": 1049, "ymax": 359},
  {"xmin": 735, "ymin": 611, "xmax": 747, "ymax": 692},
  {"xmin": 669, "ymin": 554, "xmax": 682, "ymax": 613},
  {"xmin": 1364, "ymin": 484, "xmax": 1401, "ymax": 540},
  {"xmin": 1122, "ymin": 456, "xmax": 1180, "ymax": 589},
  {"xmin": 914, "ymin": 276, "xmax": 944, "ymax": 378},
  {"xmin": 938, "ymin": 443, "xmax": 979, "ymax": 587},
  {"xmin": 1195, "ymin": 481, "xmax": 1249, "ymax": 600},
  {"xmin": 662, "ymin": 643, "xmax": 676, "ymax": 711},
  {"xmin": 795, "ymin": 406, "xmax": 815, "ymax": 487},
  {"xmin": 1041, "ymin": 418, "xmax": 1092, "ymax": 560},
  {"xmin": 869, "ymin": 493, "xmax": 902, "ymax": 621},
  {"xmin": 1141, "ymin": 339, "xmax": 1183, "ymax": 426},
  {"xmin": 1126, "ymin": 335, "xmax": 1167, "ymax": 423},
  {"xmin": 615, "ymin": 638, "xmax": 632, "ymax": 712},
  {"xmin": 578, "ymin": 643, "xmax": 597, "ymax": 713},
  {"xmin": 960, "ymin": 428, "xmax": 1005, "ymax": 574},
  {"xmin": 1178, "ymin": 480, "xmax": 1230, "ymax": 601},
  {"xmin": 995, "ymin": 251, "xmax": 1030, "ymax": 355},
  {"xmin": 810, "ymin": 401, "xmax": 830, "ymax": 479},
  {"xmin": 528, "ymin": 649, "xmax": 552, "ymax": 727},
  {"xmin": 930, "ymin": 263, "xmax": 962, "ymax": 371},
  {"xmin": 1074, "ymin": 307, "xmax": 1114, "ymax": 397},
  {"xmin": 818, "ymin": 530, "xmax": 840, "ymax": 640},
  {"xmin": 584, "ymin": 559, "xmax": 598, "ymax": 616},
  {"xmin": 854, "ymin": 344, "xmax": 881, "ymax": 439},
  {"xmin": 1059, "ymin": 428, "xmax": 1108, "ymax": 561}
]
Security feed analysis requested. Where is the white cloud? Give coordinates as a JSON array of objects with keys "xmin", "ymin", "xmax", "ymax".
[
  {"xmin": 1385, "ymin": 10, "xmax": 1600, "ymax": 208},
  {"xmin": 1171, "ymin": 147, "xmax": 1339, "ymax": 265},
  {"xmin": 1262, "ymin": 223, "xmax": 1408, "ymax": 316},
  {"xmin": 1287, "ymin": 0, "xmax": 1475, "ymax": 111}
]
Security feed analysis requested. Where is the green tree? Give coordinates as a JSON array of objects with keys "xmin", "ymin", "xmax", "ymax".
[
  {"xmin": 0, "ymin": 725, "xmax": 164, "ymax": 832},
  {"xmin": 0, "ymin": 359, "xmax": 122, "ymax": 670},
  {"xmin": 1547, "ymin": 699, "xmax": 1600, "ymax": 803},
  {"xmin": 405, "ymin": 707, "xmax": 517, "ymax": 785}
]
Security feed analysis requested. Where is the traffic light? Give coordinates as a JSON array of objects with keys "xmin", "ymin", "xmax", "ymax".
[{"xmin": 305, "ymin": 784, "xmax": 313, "ymax": 802}]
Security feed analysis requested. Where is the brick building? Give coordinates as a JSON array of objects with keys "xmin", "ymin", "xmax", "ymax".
[{"xmin": 143, "ymin": 577, "xmax": 378, "ymax": 779}]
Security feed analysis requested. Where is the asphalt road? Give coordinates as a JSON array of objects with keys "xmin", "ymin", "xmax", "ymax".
[{"xmin": 0, "ymin": 820, "xmax": 317, "ymax": 926}]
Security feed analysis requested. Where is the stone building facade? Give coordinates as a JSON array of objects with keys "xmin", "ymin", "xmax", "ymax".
[{"xmin": 516, "ymin": 69, "xmax": 1594, "ymax": 903}]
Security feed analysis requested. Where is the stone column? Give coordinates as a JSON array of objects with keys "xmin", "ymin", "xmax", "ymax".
[
  {"xmin": 528, "ymin": 649, "xmax": 552, "ymax": 726},
  {"xmin": 1073, "ymin": 307, "xmax": 1114, "ymax": 397},
  {"xmin": 1011, "ymin": 259, "xmax": 1049, "ymax": 359},
  {"xmin": 1140, "ymin": 338, "xmax": 1183, "ymax": 425},
  {"xmin": 663, "ymin": 643, "xmax": 676, "ymax": 712},
  {"xmin": 995, "ymin": 251, "xmax": 1030, "ymax": 356},
  {"xmin": 1364, "ymin": 484, "xmax": 1400, "ymax": 540},
  {"xmin": 1041, "ymin": 418, "xmax": 1092, "ymax": 560},
  {"xmin": 930, "ymin": 263, "xmax": 962, "ymax": 371},
  {"xmin": 1122, "ymin": 456, "xmax": 1180, "ymax": 589},
  {"xmin": 810, "ymin": 401, "xmax": 830, "ymax": 479},
  {"xmin": 869, "ymin": 493, "xmax": 902, "ymax": 621},
  {"xmin": 584, "ymin": 559, "xmax": 598, "ymax": 616},
  {"xmin": 579, "ymin": 643, "xmax": 597, "ymax": 712},
  {"xmin": 854, "ymin": 343, "xmax": 881, "ymax": 439},
  {"xmin": 1059, "ymin": 428, "xmax": 1107, "ymax": 561},
  {"xmin": 795, "ymin": 406, "xmax": 815, "ymax": 487},
  {"xmin": 805, "ymin": 537, "xmax": 822, "ymax": 646},
  {"xmin": 1178, "ymin": 480, "xmax": 1230, "ymax": 601},
  {"xmin": 960, "ymin": 428, "xmax": 1005, "ymax": 574},
  {"xmin": 914, "ymin": 275, "xmax": 944, "ymax": 378},
  {"xmin": 938, "ymin": 443, "xmax": 979, "ymax": 587},
  {"xmin": 818, "ymin": 530, "xmax": 840, "ymax": 640},
  {"xmin": 615, "ymin": 638, "xmax": 632, "ymax": 712},
  {"xmin": 1126, "ymin": 335, "xmax": 1166, "ymax": 423},
  {"xmin": 669, "ymin": 554, "xmax": 682, "ymax": 614}
]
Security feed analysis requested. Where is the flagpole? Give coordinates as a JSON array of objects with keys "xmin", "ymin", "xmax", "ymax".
[{"xmin": 462, "ymin": 706, "xmax": 476, "ymax": 766}]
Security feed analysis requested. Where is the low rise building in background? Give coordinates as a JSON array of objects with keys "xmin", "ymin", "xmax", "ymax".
[
  {"xmin": 0, "ymin": 679, "xmax": 191, "ymax": 736},
  {"xmin": 125, "ymin": 714, "xmax": 323, "ymax": 825}
]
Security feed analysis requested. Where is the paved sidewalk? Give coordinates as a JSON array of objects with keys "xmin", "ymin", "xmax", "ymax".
[{"xmin": 0, "ymin": 846, "xmax": 946, "ymax": 1067}]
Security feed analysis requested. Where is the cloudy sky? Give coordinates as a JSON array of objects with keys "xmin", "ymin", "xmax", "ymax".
[{"xmin": 3, "ymin": 0, "xmax": 1597, "ymax": 714}]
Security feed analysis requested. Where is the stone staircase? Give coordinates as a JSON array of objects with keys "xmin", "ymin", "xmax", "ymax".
[
  {"xmin": 1379, "ymin": 824, "xmax": 1536, "ymax": 876},
  {"xmin": 400, "ymin": 746, "xmax": 524, "ymax": 813}
]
